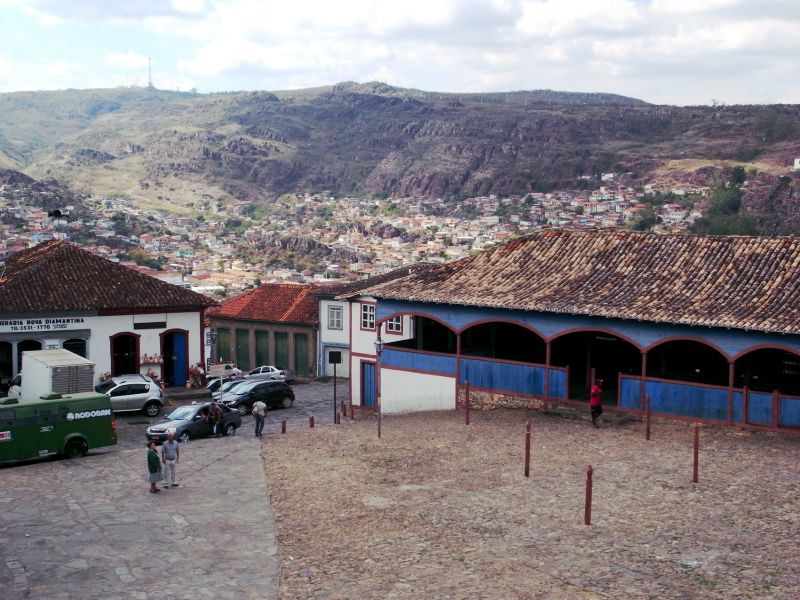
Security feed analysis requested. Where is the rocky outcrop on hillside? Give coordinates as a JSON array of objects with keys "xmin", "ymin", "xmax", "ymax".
[
  {"xmin": 1, "ymin": 85, "xmax": 799, "ymax": 233},
  {"xmin": 252, "ymin": 233, "xmax": 371, "ymax": 266}
]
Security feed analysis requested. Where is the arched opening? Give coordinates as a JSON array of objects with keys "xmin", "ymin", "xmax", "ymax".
[
  {"xmin": 162, "ymin": 330, "xmax": 189, "ymax": 387},
  {"xmin": 63, "ymin": 338, "xmax": 87, "ymax": 358},
  {"xmin": 0, "ymin": 341, "xmax": 12, "ymax": 394},
  {"xmin": 461, "ymin": 321, "xmax": 546, "ymax": 363},
  {"xmin": 647, "ymin": 340, "xmax": 728, "ymax": 387},
  {"xmin": 734, "ymin": 348, "xmax": 800, "ymax": 396},
  {"xmin": 551, "ymin": 331, "xmax": 642, "ymax": 403},
  {"xmin": 17, "ymin": 339, "xmax": 42, "ymax": 371},
  {"xmin": 111, "ymin": 334, "xmax": 138, "ymax": 376},
  {"xmin": 390, "ymin": 316, "xmax": 456, "ymax": 354}
]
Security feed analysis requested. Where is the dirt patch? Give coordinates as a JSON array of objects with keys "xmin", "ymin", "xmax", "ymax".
[{"xmin": 262, "ymin": 410, "xmax": 800, "ymax": 599}]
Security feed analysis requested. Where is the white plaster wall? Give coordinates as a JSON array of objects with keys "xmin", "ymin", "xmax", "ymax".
[
  {"xmin": 320, "ymin": 300, "xmax": 349, "ymax": 345},
  {"xmin": 349, "ymin": 356, "xmax": 370, "ymax": 406},
  {"xmin": 323, "ymin": 347, "xmax": 350, "ymax": 378},
  {"xmin": 380, "ymin": 368, "xmax": 456, "ymax": 413},
  {"xmin": 351, "ymin": 302, "xmax": 378, "ymax": 356},
  {"xmin": 320, "ymin": 299, "xmax": 351, "ymax": 377}
]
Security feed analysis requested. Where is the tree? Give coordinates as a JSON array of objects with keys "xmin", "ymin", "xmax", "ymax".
[{"xmin": 690, "ymin": 184, "xmax": 757, "ymax": 235}]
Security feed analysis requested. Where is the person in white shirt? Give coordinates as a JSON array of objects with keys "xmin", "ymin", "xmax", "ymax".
[
  {"xmin": 252, "ymin": 399, "xmax": 267, "ymax": 437},
  {"xmin": 161, "ymin": 431, "xmax": 180, "ymax": 487}
]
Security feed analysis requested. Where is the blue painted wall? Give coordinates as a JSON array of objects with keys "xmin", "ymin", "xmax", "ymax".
[
  {"xmin": 621, "ymin": 376, "xmax": 742, "ymax": 422},
  {"xmin": 780, "ymin": 397, "xmax": 800, "ymax": 427},
  {"xmin": 382, "ymin": 349, "xmax": 456, "ymax": 375},
  {"xmin": 377, "ymin": 300, "xmax": 800, "ymax": 359},
  {"xmin": 460, "ymin": 358, "xmax": 545, "ymax": 395}
]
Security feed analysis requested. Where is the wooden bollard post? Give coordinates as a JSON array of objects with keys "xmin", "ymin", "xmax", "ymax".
[
  {"xmin": 309, "ymin": 415, "xmax": 315, "ymax": 428},
  {"xmin": 692, "ymin": 424, "xmax": 700, "ymax": 483},
  {"xmin": 281, "ymin": 420, "xmax": 286, "ymax": 434},
  {"xmin": 350, "ymin": 403, "xmax": 354, "ymax": 420},
  {"xmin": 645, "ymin": 394, "xmax": 652, "ymax": 441},
  {"xmin": 465, "ymin": 379, "xmax": 471, "ymax": 426},
  {"xmin": 584, "ymin": 465, "xmax": 593, "ymax": 525},
  {"xmin": 524, "ymin": 420, "xmax": 531, "ymax": 478}
]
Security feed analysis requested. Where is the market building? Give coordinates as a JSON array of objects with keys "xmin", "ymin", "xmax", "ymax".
[
  {"xmin": 208, "ymin": 282, "xmax": 319, "ymax": 379},
  {"xmin": 0, "ymin": 240, "xmax": 214, "ymax": 389},
  {"xmin": 341, "ymin": 229, "xmax": 800, "ymax": 433}
]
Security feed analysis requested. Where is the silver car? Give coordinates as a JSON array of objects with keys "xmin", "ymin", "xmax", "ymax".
[
  {"xmin": 247, "ymin": 365, "xmax": 294, "ymax": 382},
  {"xmin": 95, "ymin": 374, "xmax": 164, "ymax": 417}
]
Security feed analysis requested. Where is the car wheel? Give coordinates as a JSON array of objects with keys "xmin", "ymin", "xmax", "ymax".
[
  {"xmin": 237, "ymin": 403, "xmax": 251, "ymax": 415},
  {"xmin": 281, "ymin": 395, "xmax": 294, "ymax": 408},
  {"xmin": 224, "ymin": 423, "xmax": 236, "ymax": 436},
  {"xmin": 177, "ymin": 431, "xmax": 191, "ymax": 443},
  {"xmin": 143, "ymin": 402, "xmax": 161, "ymax": 417},
  {"xmin": 64, "ymin": 438, "xmax": 87, "ymax": 459}
]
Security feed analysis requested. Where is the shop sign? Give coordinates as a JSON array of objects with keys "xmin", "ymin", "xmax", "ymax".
[{"xmin": 0, "ymin": 317, "xmax": 87, "ymax": 334}]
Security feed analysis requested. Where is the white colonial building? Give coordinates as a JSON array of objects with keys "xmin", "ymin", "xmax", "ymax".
[{"xmin": 0, "ymin": 241, "xmax": 214, "ymax": 389}]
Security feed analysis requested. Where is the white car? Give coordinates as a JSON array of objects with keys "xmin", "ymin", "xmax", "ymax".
[
  {"xmin": 7, "ymin": 373, "xmax": 21, "ymax": 398},
  {"xmin": 95, "ymin": 374, "xmax": 164, "ymax": 416},
  {"xmin": 247, "ymin": 365, "xmax": 294, "ymax": 382}
]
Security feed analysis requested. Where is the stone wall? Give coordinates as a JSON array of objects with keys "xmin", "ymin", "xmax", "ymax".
[{"xmin": 457, "ymin": 388, "xmax": 546, "ymax": 411}]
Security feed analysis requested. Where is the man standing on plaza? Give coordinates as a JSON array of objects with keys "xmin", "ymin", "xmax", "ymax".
[
  {"xmin": 253, "ymin": 398, "xmax": 267, "ymax": 437},
  {"xmin": 161, "ymin": 431, "xmax": 180, "ymax": 487}
]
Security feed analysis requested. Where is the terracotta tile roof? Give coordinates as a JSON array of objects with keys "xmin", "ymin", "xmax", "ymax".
[
  {"xmin": 355, "ymin": 229, "xmax": 800, "ymax": 335},
  {"xmin": 0, "ymin": 240, "xmax": 215, "ymax": 312},
  {"xmin": 209, "ymin": 282, "xmax": 320, "ymax": 325},
  {"xmin": 320, "ymin": 264, "xmax": 438, "ymax": 298}
]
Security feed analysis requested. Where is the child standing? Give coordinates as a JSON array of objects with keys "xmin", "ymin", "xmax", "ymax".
[{"xmin": 147, "ymin": 441, "xmax": 163, "ymax": 493}]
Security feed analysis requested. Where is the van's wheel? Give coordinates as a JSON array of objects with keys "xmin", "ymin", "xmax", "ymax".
[
  {"xmin": 237, "ymin": 404, "xmax": 251, "ymax": 415},
  {"xmin": 64, "ymin": 439, "xmax": 87, "ymax": 459},
  {"xmin": 224, "ymin": 423, "xmax": 236, "ymax": 436},
  {"xmin": 143, "ymin": 402, "xmax": 161, "ymax": 417},
  {"xmin": 178, "ymin": 431, "xmax": 191, "ymax": 443}
]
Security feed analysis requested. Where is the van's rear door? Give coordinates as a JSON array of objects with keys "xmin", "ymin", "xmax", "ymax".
[{"xmin": 33, "ymin": 405, "xmax": 59, "ymax": 456}]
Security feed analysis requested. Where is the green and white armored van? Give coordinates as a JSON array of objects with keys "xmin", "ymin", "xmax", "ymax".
[{"xmin": 0, "ymin": 392, "xmax": 117, "ymax": 463}]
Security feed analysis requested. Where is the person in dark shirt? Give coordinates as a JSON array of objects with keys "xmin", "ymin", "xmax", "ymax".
[
  {"xmin": 209, "ymin": 402, "xmax": 223, "ymax": 436},
  {"xmin": 147, "ymin": 441, "xmax": 163, "ymax": 493}
]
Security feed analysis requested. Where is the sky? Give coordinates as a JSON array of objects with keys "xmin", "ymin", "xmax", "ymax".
[{"xmin": 0, "ymin": 0, "xmax": 798, "ymax": 106}]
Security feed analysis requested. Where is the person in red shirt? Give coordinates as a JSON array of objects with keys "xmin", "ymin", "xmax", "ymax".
[{"xmin": 589, "ymin": 379, "xmax": 603, "ymax": 428}]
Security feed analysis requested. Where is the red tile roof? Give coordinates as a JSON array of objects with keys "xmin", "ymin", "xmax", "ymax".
[
  {"xmin": 209, "ymin": 282, "xmax": 320, "ymax": 325},
  {"xmin": 315, "ymin": 264, "xmax": 437, "ymax": 299},
  {"xmin": 353, "ymin": 229, "xmax": 800, "ymax": 335},
  {"xmin": 0, "ymin": 240, "xmax": 215, "ymax": 312}
]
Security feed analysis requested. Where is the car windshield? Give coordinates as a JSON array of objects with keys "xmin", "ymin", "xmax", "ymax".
[
  {"xmin": 232, "ymin": 381, "xmax": 262, "ymax": 395},
  {"xmin": 166, "ymin": 406, "xmax": 198, "ymax": 420},
  {"xmin": 220, "ymin": 380, "xmax": 244, "ymax": 393},
  {"xmin": 95, "ymin": 380, "xmax": 115, "ymax": 394}
]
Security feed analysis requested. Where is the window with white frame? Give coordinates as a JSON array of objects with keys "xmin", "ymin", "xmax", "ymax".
[
  {"xmin": 328, "ymin": 305, "xmax": 343, "ymax": 330},
  {"xmin": 386, "ymin": 316, "xmax": 402, "ymax": 333},
  {"xmin": 360, "ymin": 304, "xmax": 375, "ymax": 330}
]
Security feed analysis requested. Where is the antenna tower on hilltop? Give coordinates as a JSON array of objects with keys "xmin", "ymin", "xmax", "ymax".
[{"xmin": 148, "ymin": 57, "xmax": 153, "ymax": 89}]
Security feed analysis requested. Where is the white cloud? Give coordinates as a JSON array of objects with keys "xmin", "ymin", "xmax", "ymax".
[{"xmin": 0, "ymin": 0, "xmax": 798, "ymax": 103}]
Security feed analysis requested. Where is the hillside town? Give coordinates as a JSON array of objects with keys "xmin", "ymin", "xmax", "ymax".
[{"xmin": 0, "ymin": 173, "xmax": 708, "ymax": 295}]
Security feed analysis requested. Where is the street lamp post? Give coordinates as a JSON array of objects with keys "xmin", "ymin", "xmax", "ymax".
[{"xmin": 374, "ymin": 329, "xmax": 384, "ymax": 439}]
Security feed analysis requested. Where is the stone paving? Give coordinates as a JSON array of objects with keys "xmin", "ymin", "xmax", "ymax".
[
  {"xmin": 0, "ymin": 424, "xmax": 278, "ymax": 599},
  {"xmin": 0, "ymin": 377, "xmax": 348, "ymax": 599}
]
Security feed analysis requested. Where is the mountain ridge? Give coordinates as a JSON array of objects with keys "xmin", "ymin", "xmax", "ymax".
[{"xmin": 0, "ymin": 83, "xmax": 797, "ymax": 232}]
